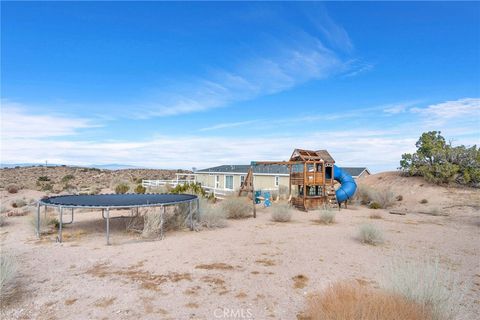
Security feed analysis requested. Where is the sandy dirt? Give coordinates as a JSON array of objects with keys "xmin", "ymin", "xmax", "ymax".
[{"xmin": 1, "ymin": 174, "xmax": 479, "ymax": 320}]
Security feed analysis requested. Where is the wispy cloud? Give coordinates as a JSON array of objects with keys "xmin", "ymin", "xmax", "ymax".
[
  {"xmin": 410, "ymin": 98, "xmax": 480, "ymax": 125},
  {"xmin": 0, "ymin": 101, "xmax": 98, "ymax": 139},
  {"xmin": 199, "ymin": 120, "xmax": 260, "ymax": 132},
  {"xmin": 133, "ymin": 36, "xmax": 345, "ymax": 119},
  {"xmin": 383, "ymin": 100, "xmax": 422, "ymax": 114}
]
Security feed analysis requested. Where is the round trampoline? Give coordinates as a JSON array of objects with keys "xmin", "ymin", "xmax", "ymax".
[{"xmin": 36, "ymin": 193, "xmax": 199, "ymax": 245}]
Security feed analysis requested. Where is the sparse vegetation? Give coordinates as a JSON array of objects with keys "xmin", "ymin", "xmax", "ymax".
[
  {"xmin": 61, "ymin": 174, "xmax": 75, "ymax": 183},
  {"xmin": 0, "ymin": 215, "xmax": 6, "ymax": 227},
  {"xmin": 220, "ymin": 197, "xmax": 251, "ymax": 219},
  {"xmin": 199, "ymin": 200, "xmax": 227, "ymax": 228},
  {"xmin": 6, "ymin": 185, "xmax": 19, "ymax": 194},
  {"xmin": 134, "ymin": 184, "xmax": 147, "ymax": 194},
  {"xmin": 354, "ymin": 184, "xmax": 373, "ymax": 205},
  {"xmin": 271, "ymin": 204, "xmax": 292, "ymax": 222},
  {"xmin": 383, "ymin": 258, "xmax": 461, "ymax": 320},
  {"xmin": 369, "ymin": 202, "xmax": 381, "ymax": 209},
  {"xmin": 358, "ymin": 224, "xmax": 384, "ymax": 245},
  {"xmin": 115, "ymin": 183, "xmax": 130, "ymax": 194},
  {"xmin": 37, "ymin": 176, "xmax": 50, "ymax": 182},
  {"xmin": 141, "ymin": 210, "xmax": 164, "ymax": 238},
  {"xmin": 400, "ymin": 131, "xmax": 480, "ymax": 187},
  {"xmin": 420, "ymin": 198, "xmax": 428, "ymax": 204},
  {"xmin": 11, "ymin": 199, "xmax": 27, "ymax": 208},
  {"xmin": 304, "ymin": 281, "xmax": 434, "ymax": 320},
  {"xmin": 0, "ymin": 253, "xmax": 17, "ymax": 301},
  {"xmin": 372, "ymin": 188, "xmax": 395, "ymax": 209},
  {"xmin": 396, "ymin": 195, "xmax": 403, "ymax": 201},
  {"xmin": 318, "ymin": 208, "xmax": 335, "ymax": 224}
]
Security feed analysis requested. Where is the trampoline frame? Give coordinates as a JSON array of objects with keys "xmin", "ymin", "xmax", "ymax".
[{"xmin": 36, "ymin": 194, "xmax": 199, "ymax": 245}]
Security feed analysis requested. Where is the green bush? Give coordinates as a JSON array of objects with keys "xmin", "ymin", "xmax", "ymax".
[
  {"xmin": 115, "ymin": 183, "xmax": 130, "ymax": 194},
  {"xmin": 134, "ymin": 184, "xmax": 146, "ymax": 194},
  {"xmin": 400, "ymin": 131, "xmax": 480, "ymax": 187},
  {"xmin": 11, "ymin": 199, "xmax": 27, "ymax": 208},
  {"xmin": 369, "ymin": 202, "xmax": 381, "ymax": 209},
  {"xmin": 37, "ymin": 176, "xmax": 50, "ymax": 182}
]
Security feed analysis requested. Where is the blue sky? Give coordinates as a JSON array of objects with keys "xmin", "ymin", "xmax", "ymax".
[{"xmin": 1, "ymin": 1, "xmax": 479, "ymax": 172}]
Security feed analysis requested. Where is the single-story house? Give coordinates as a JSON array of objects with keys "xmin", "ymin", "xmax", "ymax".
[{"xmin": 194, "ymin": 165, "xmax": 370, "ymax": 192}]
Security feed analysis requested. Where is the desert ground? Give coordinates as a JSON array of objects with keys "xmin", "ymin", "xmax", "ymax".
[{"xmin": 0, "ymin": 172, "xmax": 479, "ymax": 320}]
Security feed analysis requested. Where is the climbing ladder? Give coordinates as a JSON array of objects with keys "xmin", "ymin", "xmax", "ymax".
[
  {"xmin": 238, "ymin": 168, "xmax": 254, "ymax": 196},
  {"xmin": 326, "ymin": 185, "xmax": 338, "ymax": 208}
]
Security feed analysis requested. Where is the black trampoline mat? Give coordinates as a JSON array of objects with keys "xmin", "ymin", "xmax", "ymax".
[{"xmin": 39, "ymin": 193, "xmax": 197, "ymax": 208}]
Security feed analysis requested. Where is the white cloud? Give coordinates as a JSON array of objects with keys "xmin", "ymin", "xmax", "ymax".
[
  {"xmin": 410, "ymin": 98, "xmax": 480, "ymax": 124},
  {"xmin": 199, "ymin": 120, "xmax": 260, "ymax": 132},
  {"xmin": 0, "ymin": 101, "xmax": 98, "ymax": 139}
]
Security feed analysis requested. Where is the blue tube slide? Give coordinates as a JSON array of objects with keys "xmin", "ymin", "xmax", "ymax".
[{"xmin": 333, "ymin": 165, "xmax": 357, "ymax": 203}]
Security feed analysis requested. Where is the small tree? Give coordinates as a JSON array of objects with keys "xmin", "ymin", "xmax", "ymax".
[
  {"xmin": 400, "ymin": 131, "xmax": 479, "ymax": 187},
  {"xmin": 134, "ymin": 184, "xmax": 146, "ymax": 194}
]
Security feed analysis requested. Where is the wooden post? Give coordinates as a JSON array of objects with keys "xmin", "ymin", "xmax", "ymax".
[
  {"xmin": 288, "ymin": 164, "xmax": 292, "ymax": 198},
  {"xmin": 303, "ymin": 162, "xmax": 307, "ymax": 211}
]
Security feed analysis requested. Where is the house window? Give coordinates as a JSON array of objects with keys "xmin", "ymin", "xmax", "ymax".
[
  {"xmin": 225, "ymin": 175, "xmax": 234, "ymax": 190},
  {"xmin": 240, "ymin": 175, "xmax": 245, "ymax": 186},
  {"xmin": 215, "ymin": 175, "xmax": 220, "ymax": 188},
  {"xmin": 275, "ymin": 176, "xmax": 279, "ymax": 187}
]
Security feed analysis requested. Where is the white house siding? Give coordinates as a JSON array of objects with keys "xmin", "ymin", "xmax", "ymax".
[{"xmin": 195, "ymin": 173, "xmax": 288, "ymax": 191}]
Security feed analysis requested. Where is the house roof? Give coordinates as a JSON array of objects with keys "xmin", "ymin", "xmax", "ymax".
[
  {"xmin": 289, "ymin": 149, "xmax": 335, "ymax": 163},
  {"xmin": 340, "ymin": 167, "xmax": 370, "ymax": 177},
  {"xmin": 196, "ymin": 165, "xmax": 370, "ymax": 177}
]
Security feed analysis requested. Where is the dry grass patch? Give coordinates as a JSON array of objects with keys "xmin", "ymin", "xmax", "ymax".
[
  {"xmin": 195, "ymin": 263, "xmax": 234, "ymax": 270},
  {"xmin": 184, "ymin": 286, "xmax": 201, "ymax": 296},
  {"xmin": 185, "ymin": 302, "xmax": 199, "ymax": 308},
  {"xmin": 64, "ymin": 298, "xmax": 78, "ymax": 305},
  {"xmin": 293, "ymin": 274, "xmax": 309, "ymax": 289},
  {"xmin": 0, "ymin": 253, "xmax": 17, "ymax": 303},
  {"xmin": 86, "ymin": 263, "xmax": 191, "ymax": 291},
  {"xmin": 235, "ymin": 291, "xmax": 248, "ymax": 299},
  {"xmin": 255, "ymin": 258, "xmax": 276, "ymax": 266},
  {"xmin": 94, "ymin": 297, "xmax": 116, "ymax": 308},
  {"xmin": 318, "ymin": 209, "xmax": 336, "ymax": 225},
  {"xmin": 201, "ymin": 275, "xmax": 228, "ymax": 295},
  {"xmin": 304, "ymin": 281, "xmax": 434, "ymax": 320}
]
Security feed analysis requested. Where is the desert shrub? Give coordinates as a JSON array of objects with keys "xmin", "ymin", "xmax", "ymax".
[
  {"xmin": 115, "ymin": 183, "xmax": 130, "ymax": 194},
  {"xmin": 396, "ymin": 195, "xmax": 403, "ymax": 201},
  {"xmin": 30, "ymin": 213, "xmax": 59, "ymax": 233},
  {"xmin": 142, "ymin": 211, "xmax": 164, "ymax": 238},
  {"xmin": 400, "ymin": 131, "xmax": 480, "ymax": 187},
  {"xmin": 40, "ymin": 183, "xmax": 53, "ymax": 191},
  {"xmin": 199, "ymin": 200, "xmax": 227, "ymax": 228},
  {"xmin": 304, "ymin": 281, "xmax": 433, "ymax": 320},
  {"xmin": 37, "ymin": 176, "xmax": 50, "ymax": 182},
  {"xmin": 11, "ymin": 199, "xmax": 27, "ymax": 208},
  {"xmin": 220, "ymin": 197, "xmax": 251, "ymax": 219},
  {"xmin": 369, "ymin": 212, "xmax": 383, "ymax": 219},
  {"xmin": 61, "ymin": 174, "xmax": 75, "ymax": 183},
  {"xmin": 369, "ymin": 202, "xmax": 381, "ymax": 209},
  {"xmin": 371, "ymin": 188, "xmax": 395, "ymax": 209},
  {"xmin": 0, "ymin": 253, "xmax": 17, "ymax": 301},
  {"xmin": 319, "ymin": 208, "xmax": 336, "ymax": 224},
  {"xmin": 0, "ymin": 215, "xmax": 6, "ymax": 227},
  {"xmin": 134, "ymin": 184, "xmax": 146, "ymax": 194},
  {"xmin": 358, "ymin": 224, "xmax": 384, "ymax": 245},
  {"xmin": 6, "ymin": 185, "xmax": 18, "ymax": 194},
  {"xmin": 271, "ymin": 204, "xmax": 292, "ymax": 222},
  {"xmin": 383, "ymin": 258, "xmax": 461, "ymax": 320},
  {"xmin": 420, "ymin": 199, "xmax": 428, "ymax": 204},
  {"xmin": 354, "ymin": 185, "xmax": 373, "ymax": 205}
]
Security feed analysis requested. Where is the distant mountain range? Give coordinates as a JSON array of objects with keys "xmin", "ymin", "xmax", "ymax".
[{"xmin": 0, "ymin": 163, "xmax": 145, "ymax": 170}]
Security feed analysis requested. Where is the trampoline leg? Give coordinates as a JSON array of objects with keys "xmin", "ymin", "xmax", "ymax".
[
  {"xmin": 58, "ymin": 207, "xmax": 63, "ymax": 243},
  {"xmin": 106, "ymin": 208, "xmax": 110, "ymax": 245},
  {"xmin": 36, "ymin": 203, "xmax": 40, "ymax": 238}
]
